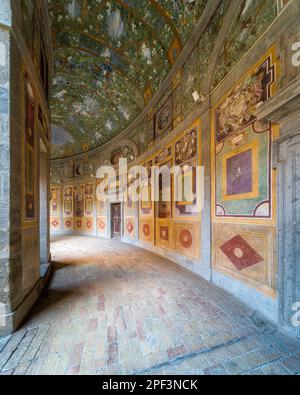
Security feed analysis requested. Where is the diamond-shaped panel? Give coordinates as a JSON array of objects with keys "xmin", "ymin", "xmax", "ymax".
[{"xmin": 220, "ymin": 235, "xmax": 264, "ymax": 271}]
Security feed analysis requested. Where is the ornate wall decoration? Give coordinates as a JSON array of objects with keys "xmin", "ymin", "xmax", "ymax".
[
  {"xmin": 125, "ymin": 179, "xmax": 138, "ymax": 217},
  {"xmin": 139, "ymin": 219, "xmax": 154, "ymax": 244},
  {"xmin": 156, "ymin": 160, "xmax": 172, "ymax": 220},
  {"xmin": 85, "ymin": 183, "xmax": 94, "ymax": 215},
  {"xmin": 213, "ymin": 223, "xmax": 276, "ymax": 298},
  {"xmin": 222, "ymin": 142, "xmax": 259, "ymax": 202},
  {"xmin": 110, "ymin": 149, "xmax": 123, "ymax": 166},
  {"xmin": 24, "ymin": 79, "xmax": 35, "ymax": 220},
  {"xmin": 175, "ymin": 167, "xmax": 197, "ymax": 217},
  {"xmin": 215, "ymin": 56, "xmax": 275, "ymax": 143},
  {"xmin": 63, "ymin": 186, "xmax": 73, "ymax": 216},
  {"xmin": 156, "ymin": 219, "xmax": 173, "ymax": 250},
  {"xmin": 97, "ymin": 199, "xmax": 106, "ymax": 215},
  {"xmin": 140, "ymin": 160, "xmax": 153, "ymax": 217},
  {"xmin": 75, "ymin": 219, "xmax": 84, "ymax": 232},
  {"xmin": 85, "ymin": 218, "xmax": 94, "ymax": 233},
  {"xmin": 50, "ymin": 217, "xmax": 60, "ymax": 231},
  {"xmin": 174, "ymin": 222, "xmax": 200, "ymax": 259},
  {"xmin": 155, "ymin": 147, "xmax": 172, "ymax": 165},
  {"xmin": 74, "ymin": 186, "xmax": 84, "ymax": 218},
  {"xmin": 50, "ymin": 187, "xmax": 60, "ymax": 216},
  {"xmin": 73, "ymin": 161, "xmax": 85, "ymax": 178},
  {"xmin": 100, "ymin": 139, "xmax": 138, "ymax": 168},
  {"xmin": 84, "ymin": 183, "xmax": 94, "ymax": 231},
  {"xmin": 52, "ymin": 179, "xmax": 99, "ymax": 234},
  {"xmin": 212, "ymin": 46, "xmax": 279, "ymax": 297},
  {"xmin": 174, "ymin": 120, "xmax": 200, "ymax": 218},
  {"xmin": 64, "ymin": 218, "xmax": 73, "ymax": 231},
  {"xmin": 96, "ymin": 178, "xmax": 107, "ymax": 216},
  {"xmin": 213, "ymin": 47, "xmax": 278, "ymax": 218},
  {"xmin": 125, "ymin": 218, "xmax": 135, "ymax": 239},
  {"xmin": 175, "ymin": 128, "xmax": 197, "ymax": 165},
  {"xmin": 50, "ymin": 184, "xmax": 61, "ymax": 232},
  {"xmin": 154, "ymin": 95, "xmax": 173, "ymax": 139},
  {"xmin": 167, "ymin": 37, "xmax": 181, "ymax": 66},
  {"xmin": 97, "ymin": 217, "xmax": 106, "ymax": 234},
  {"xmin": 220, "ymin": 235, "xmax": 264, "ymax": 271}
]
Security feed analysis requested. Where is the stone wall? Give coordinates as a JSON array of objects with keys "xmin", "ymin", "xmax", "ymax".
[
  {"xmin": 0, "ymin": 0, "xmax": 52, "ymax": 335},
  {"xmin": 50, "ymin": 1, "xmax": 300, "ymax": 333}
]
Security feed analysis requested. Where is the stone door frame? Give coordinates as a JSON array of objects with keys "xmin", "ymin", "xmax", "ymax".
[{"xmin": 274, "ymin": 128, "xmax": 300, "ymax": 336}]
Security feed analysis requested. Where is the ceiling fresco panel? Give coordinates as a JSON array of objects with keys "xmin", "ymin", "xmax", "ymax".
[{"xmin": 49, "ymin": 0, "xmax": 209, "ymax": 158}]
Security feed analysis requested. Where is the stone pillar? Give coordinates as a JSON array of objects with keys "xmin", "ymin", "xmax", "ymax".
[
  {"xmin": 0, "ymin": 0, "xmax": 52, "ymax": 335},
  {"xmin": 0, "ymin": 0, "xmax": 12, "ymax": 335}
]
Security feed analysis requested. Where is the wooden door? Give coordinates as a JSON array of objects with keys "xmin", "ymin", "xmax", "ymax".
[{"xmin": 111, "ymin": 203, "xmax": 121, "ymax": 239}]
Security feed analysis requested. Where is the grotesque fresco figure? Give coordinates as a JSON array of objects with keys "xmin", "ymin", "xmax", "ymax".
[
  {"xmin": 75, "ymin": 192, "xmax": 84, "ymax": 217},
  {"xmin": 175, "ymin": 129, "xmax": 197, "ymax": 165},
  {"xmin": 51, "ymin": 190, "xmax": 58, "ymax": 212},
  {"xmin": 216, "ymin": 61, "xmax": 270, "ymax": 142},
  {"xmin": 158, "ymin": 103, "xmax": 172, "ymax": 131}
]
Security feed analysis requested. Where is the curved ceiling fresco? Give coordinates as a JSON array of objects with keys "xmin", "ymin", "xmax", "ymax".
[{"xmin": 49, "ymin": 0, "xmax": 208, "ymax": 158}]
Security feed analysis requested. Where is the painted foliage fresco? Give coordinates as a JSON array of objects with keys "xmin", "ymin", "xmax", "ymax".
[
  {"xmin": 48, "ymin": 0, "xmax": 283, "ymax": 160},
  {"xmin": 212, "ymin": 0, "xmax": 278, "ymax": 88},
  {"xmin": 167, "ymin": 0, "xmax": 278, "ymax": 152},
  {"xmin": 49, "ymin": 0, "xmax": 208, "ymax": 158},
  {"xmin": 141, "ymin": 0, "xmax": 280, "ymax": 146},
  {"xmin": 212, "ymin": 46, "xmax": 279, "ymax": 297}
]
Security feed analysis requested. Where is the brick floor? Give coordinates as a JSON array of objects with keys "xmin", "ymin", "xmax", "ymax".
[{"xmin": 0, "ymin": 235, "xmax": 300, "ymax": 376}]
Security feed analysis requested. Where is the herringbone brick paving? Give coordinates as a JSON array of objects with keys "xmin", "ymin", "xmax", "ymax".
[{"xmin": 0, "ymin": 235, "xmax": 300, "ymax": 375}]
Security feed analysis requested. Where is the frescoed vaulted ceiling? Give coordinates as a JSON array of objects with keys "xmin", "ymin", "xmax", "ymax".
[{"xmin": 49, "ymin": 0, "xmax": 208, "ymax": 158}]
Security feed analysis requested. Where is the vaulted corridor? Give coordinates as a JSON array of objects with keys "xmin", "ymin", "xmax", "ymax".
[
  {"xmin": 1, "ymin": 0, "xmax": 300, "ymax": 378},
  {"xmin": 0, "ymin": 236, "xmax": 300, "ymax": 376}
]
